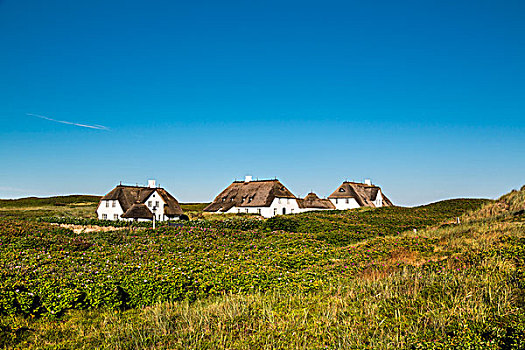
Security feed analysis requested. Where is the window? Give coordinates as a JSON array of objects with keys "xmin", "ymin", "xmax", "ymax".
[
  {"xmin": 257, "ymin": 209, "xmax": 261, "ymax": 215},
  {"xmin": 241, "ymin": 196, "xmax": 246, "ymax": 203},
  {"xmin": 339, "ymin": 188, "xmax": 345, "ymax": 192},
  {"xmin": 245, "ymin": 208, "xmax": 249, "ymax": 213},
  {"xmin": 346, "ymin": 199, "xmax": 349, "ymax": 204},
  {"xmin": 148, "ymin": 201, "xmax": 152, "ymax": 207},
  {"xmin": 155, "ymin": 201, "xmax": 159, "ymax": 207},
  {"xmin": 114, "ymin": 214, "xmax": 118, "ymax": 220},
  {"xmin": 248, "ymin": 196, "xmax": 253, "ymax": 203},
  {"xmin": 112, "ymin": 201, "xmax": 116, "ymax": 208},
  {"xmin": 273, "ymin": 208, "xmax": 277, "ymax": 215},
  {"xmin": 105, "ymin": 201, "xmax": 109, "ymax": 208},
  {"xmin": 238, "ymin": 209, "xmax": 241, "ymax": 213},
  {"xmin": 102, "ymin": 214, "xmax": 107, "ymax": 220},
  {"xmin": 335, "ymin": 199, "xmax": 338, "ymax": 204},
  {"xmin": 278, "ymin": 198, "xmax": 281, "ymax": 204},
  {"xmin": 222, "ymin": 197, "xmax": 226, "ymax": 202}
]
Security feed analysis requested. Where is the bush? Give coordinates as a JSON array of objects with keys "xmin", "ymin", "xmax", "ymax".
[{"xmin": 264, "ymin": 216, "xmax": 299, "ymax": 232}]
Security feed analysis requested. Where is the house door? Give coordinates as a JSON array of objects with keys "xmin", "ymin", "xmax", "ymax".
[{"xmin": 282, "ymin": 208, "xmax": 286, "ymax": 215}]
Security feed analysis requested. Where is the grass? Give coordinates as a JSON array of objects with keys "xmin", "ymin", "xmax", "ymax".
[
  {"xmin": 0, "ymin": 195, "xmax": 209, "ymax": 220},
  {"xmin": 5, "ymin": 251, "xmax": 524, "ymax": 349},
  {"xmin": 1, "ymin": 191, "xmax": 524, "ymax": 349}
]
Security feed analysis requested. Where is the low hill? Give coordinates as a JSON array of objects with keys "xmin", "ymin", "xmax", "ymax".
[
  {"xmin": 0, "ymin": 195, "xmax": 100, "ymax": 207},
  {"xmin": 464, "ymin": 185, "xmax": 525, "ymax": 222},
  {"xmin": 0, "ymin": 195, "xmax": 209, "ymax": 219}
]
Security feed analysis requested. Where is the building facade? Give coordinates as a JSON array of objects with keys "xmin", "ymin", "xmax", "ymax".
[
  {"xmin": 328, "ymin": 180, "xmax": 393, "ymax": 210},
  {"xmin": 96, "ymin": 180, "xmax": 183, "ymax": 221}
]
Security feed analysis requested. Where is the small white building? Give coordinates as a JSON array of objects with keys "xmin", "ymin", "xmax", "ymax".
[
  {"xmin": 96, "ymin": 180, "xmax": 184, "ymax": 221},
  {"xmin": 297, "ymin": 192, "xmax": 336, "ymax": 212},
  {"xmin": 328, "ymin": 180, "xmax": 392, "ymax": 210}
]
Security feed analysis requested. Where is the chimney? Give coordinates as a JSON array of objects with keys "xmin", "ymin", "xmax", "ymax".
[
  {"xmin": 244, "ymin": 175, "xmax": 252, "ymax": 183},
  {"xmin": 364, "ymin": 179, "xmax": 372, "ymax": 186},
  {"xmin": 148, "ymin": 179, "xmax": 156, "ymax": 188}
]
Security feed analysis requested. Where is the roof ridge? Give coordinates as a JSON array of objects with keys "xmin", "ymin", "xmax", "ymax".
[{"xmin": 232, "ymin": 179, "xmax": 279, "ymax": 183}]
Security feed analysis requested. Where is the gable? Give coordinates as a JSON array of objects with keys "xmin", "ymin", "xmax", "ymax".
[
  {"xmin": 328, "ymin": 182, "xmax": 393, "ymax": 207},
  {"xmin": 100, "ymin": 185, "xmax": 183, "ymax": 217}
]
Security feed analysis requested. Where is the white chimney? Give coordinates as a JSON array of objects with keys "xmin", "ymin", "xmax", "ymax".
[
  {"xmin": 244, "ymin": 175, "xmax": 252, "ymax": 183},
  {"xmin": 148, "ymin": 179, "xmax": 156, "ymax": 188},
  {"xmin": 364, "ymin": 179, "xmax": 372, "ymax": 186}
]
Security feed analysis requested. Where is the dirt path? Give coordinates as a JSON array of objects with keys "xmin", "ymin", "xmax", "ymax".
[{"xmin": 52, "ymin": 223, "xmax": 129, "ymax": 234}]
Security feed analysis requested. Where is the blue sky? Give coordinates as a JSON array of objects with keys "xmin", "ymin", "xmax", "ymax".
[{"xmin": 1, "ymin": 0, "xmax": 524, "ymax": 205}]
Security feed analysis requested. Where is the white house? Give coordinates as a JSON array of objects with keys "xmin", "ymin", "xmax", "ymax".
[
  {"xmin": 204, "ymin": 176, "xmax": 339, "ymax": 218},
  {"xmin": 96, "ymin": 180, "xmax": 184, "ymax": 221},
  {"xmin": 328, "ymin": 179, "xmax": 393, "ymax": 210},
  {"xmin": 204, "ymin": 176, "xmax": 301, "ymax": 218}
]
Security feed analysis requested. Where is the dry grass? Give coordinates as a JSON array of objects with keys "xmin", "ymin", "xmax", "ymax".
[
  {"xmin": 464, "ymin": 185, "xmax": 525, "ymax": 222},
  {"xmin": 7, "ymin": 252, "xmax": 521, "ymax": 349}
]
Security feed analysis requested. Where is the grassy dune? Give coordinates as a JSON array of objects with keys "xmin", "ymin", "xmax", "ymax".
[{"xmin": 1, "ymin": 192, "xmax": 524, "ymax": 349}]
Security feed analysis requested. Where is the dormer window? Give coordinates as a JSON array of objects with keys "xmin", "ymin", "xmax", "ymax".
[
  {"xmin": 248, "ymin": 196, "xmax": 254, "ymax": 203},
  {"xmin": 222, "ymin": 197, "xmax": 226, "ymax": 202},
  {"xmin": 241, "ymin": 196, "xmax": 247, "ymax": 203},
  {"xmin": 339, "ymin": 188, "xmax": 346, "ymax": 192}
]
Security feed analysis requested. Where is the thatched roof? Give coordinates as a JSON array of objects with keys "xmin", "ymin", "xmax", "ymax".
[
  {"xmin": 155, "ymin": 188, "xmax": 184, "ymax": 216},
  {"xmin": 328, "ymin": 182, "xmax": 393, "ymax": 207},
  {"xmin": 100, "ymin": 185, "xmax": 183, "ymax": 217},
  {"xmin": 204, "ymin": 179, "xmax": 296, "ymax": 212},
  {"xmin": 120, "ymin": 203, "xmax": 153, "ymax": 219},
  {"xmin": 297, "ymin": 192, "xmax": 336, "ymax": 209}
]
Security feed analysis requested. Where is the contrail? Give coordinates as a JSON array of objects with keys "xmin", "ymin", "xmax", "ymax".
[{"xmin": 27, "ymin": 113, "xmax": 110, "ymax": 131}]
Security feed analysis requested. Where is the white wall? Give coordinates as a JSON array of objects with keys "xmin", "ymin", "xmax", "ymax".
[
  {"xmin": 144, "ymin": 191, "xmax": 168, "ymax": 221},
  {"xmin": 222, "ymin": 197, "xmax": 302, "ymax": 218},
  {"xmin": 329, "ymin": 197, "xmax": 361, "ymax": 210},
  {"xmin": 268, "ymin": 197, "xmax": 301, "ymax": 217},
  {"xmin": 96, "ymin": 200, "xmax": 124, "ymax": 220},
  {"xmin": 374, "ymin": 189, "xmax": 384, "ymax": 207}
]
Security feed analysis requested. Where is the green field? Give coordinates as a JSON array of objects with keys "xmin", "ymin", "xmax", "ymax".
[
  {"xmin": 0, "ymin": 195, "xmax": 209, "ymax": 219},
  {"xmin": 1, "ymin": 192, "xmax": 524, "ymax": 349}
]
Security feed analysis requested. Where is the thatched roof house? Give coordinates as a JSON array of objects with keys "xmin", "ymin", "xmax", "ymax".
[
  {"xmin": 204, "ymin": 178, "xmax": 296, "ymax": 215},
  {"xmin": 328, "ymin": 180, "xmax": 393, "ymax": 209},
  {"xmin": 297, "ymin": 192, "xmax": 336, "ymax": 210},
  {"xmin": 96, "ymin": 180, "xmax": 183, "ymax": 221}
]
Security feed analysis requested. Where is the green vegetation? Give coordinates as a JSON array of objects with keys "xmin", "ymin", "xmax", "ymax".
[
  {"xmin": 0, "ymin": 194, "xmax": 208, "ymax": 220},
  {"xmin": 0, "ymin": 195, "xmax": 100, "ymax": 219},
  {"xmin": 1, "ymin": 192, "xmax": 524, "ymax": 349}
]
